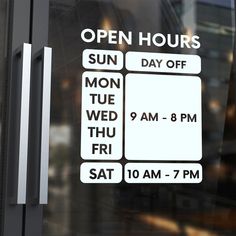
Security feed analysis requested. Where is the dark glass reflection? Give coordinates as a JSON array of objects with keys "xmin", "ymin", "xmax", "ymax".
[{"xmin": 45, "ymin": 0, "xmax": 236, "ymax": 235}]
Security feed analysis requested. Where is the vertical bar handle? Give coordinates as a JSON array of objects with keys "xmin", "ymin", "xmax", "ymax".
[
  {"xmin": 39, "ymin": 47, "xmax": 52, "ymax": 204},
  {"xmin": 16, "ymin": 43, "xmax": 32, "ymax": 204}
]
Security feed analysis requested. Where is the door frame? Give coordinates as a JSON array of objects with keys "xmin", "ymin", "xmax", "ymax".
[
  {"xmin": 24, "ymin": 0, "xmax": 50, "ymax": 235},
  {"xmin": 1, "ymin": 0, "xmax": 50, "ymax": 235},
  {"xmin": 1, "ymin": 0, "xmax": 31, "ymax": 235}
]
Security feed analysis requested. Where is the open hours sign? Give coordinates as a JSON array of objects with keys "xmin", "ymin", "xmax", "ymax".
[{"xmin": 80, "ymin": 29, "xmax": 202, "ymax": 184}]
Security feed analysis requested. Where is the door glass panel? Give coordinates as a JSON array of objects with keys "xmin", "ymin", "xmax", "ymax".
[{"xmin": 44, "ymin": 0, "xmax": 236, "ymax": 235}]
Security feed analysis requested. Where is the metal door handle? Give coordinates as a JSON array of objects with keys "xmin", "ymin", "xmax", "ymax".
[
  {"xmin": 15, "ymin": 43, "xmax": 32, "ymax": 204},
  {"xmin": 39, "ymin": 47, "xmax": 52, "ymax": 204}
]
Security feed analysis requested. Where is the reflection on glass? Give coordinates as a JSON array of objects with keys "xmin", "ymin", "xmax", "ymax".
[{"xmin": 44, "ymin": 0, "xmax": 236, "ymax": 235}]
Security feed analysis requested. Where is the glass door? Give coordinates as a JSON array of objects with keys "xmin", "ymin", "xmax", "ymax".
[{"xmin": 30, "ymin": 0, "xmax": 236, "ymax": 235}]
